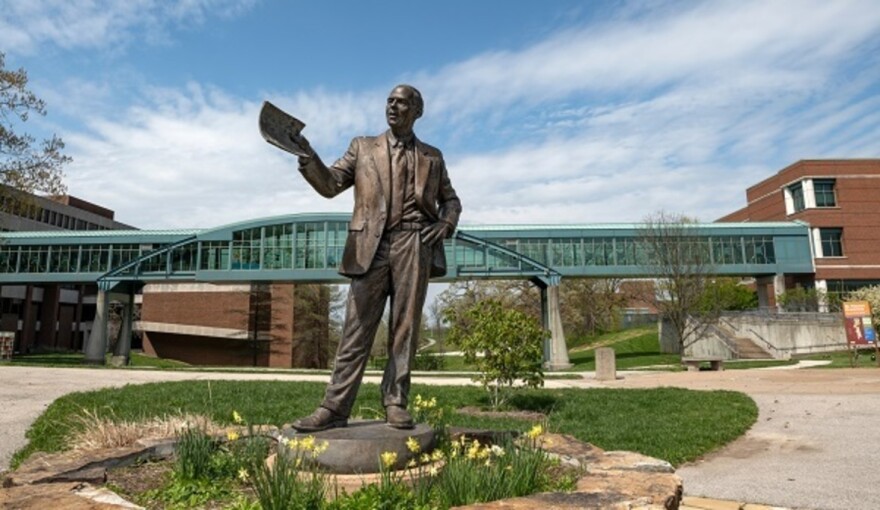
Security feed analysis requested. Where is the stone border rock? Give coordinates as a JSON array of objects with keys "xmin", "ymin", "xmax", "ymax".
[{"xmin": 1, "ymin": 428, "xmax": 682, "ymax": 510}]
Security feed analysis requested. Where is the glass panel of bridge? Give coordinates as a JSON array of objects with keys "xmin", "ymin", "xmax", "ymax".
[
  {"xmin": 712, "ymin": 236, "xmax": 745, "ymax": 265},
  {"xmin": 139, "ymin": 249, "xmax": 166, "ymax": 273},
  {"xmin": 0, "ymin": 246, "xmax": 18, "ymax": 273},
  {"xmin": 517, "ymin": 239, "xmax": 548, "ymax": 264},
  {"xmin": 112, "ymin": 244, "xmax": 141, "ymax": 269},
  {"xmin": 263, "ymin": 224, "xmax": 293, "ymax": 270},
  {"xmin": 744, "ymin": 236, "xmax": 775, "ymax": 264},
  {"xmin": 550, "ymin": 238, "xmax": 582, "ymax": 267},
  {"xmin": 232, "ymin": 228, "xmax": 261, "ymax": 270},
  {"xmin": 763, "ymin": 236, "xmax": 776, "ymax": 263},
  {"xmin": 295, "ymin": 222, "xmax": 326, "ymax": 269},
  {"xmin": 20, "ymin": 246, "xmax": 49, "ymax": 273},
  {"xmin": 200, "ymin": 241, "xmax": 230, "ymax": 270},
  {"xmin": 455, "ymin": 239, "xmax": 486, "ymax": 268},
  {"xmin": 81, "ymin": 245, "xmax": 110, "ymax": 273},
  {"xmin": 583, "ymin": 238, "xmax": 610, "ymax": 266},
  {"xmin": 491, "ymin": 239, "xmax": 523, "ymax": 270},
  {"xmin": 49, "ymin": 245, "xmax": 79, "ymax": 273},
  {"xmin": 326, "ymin": 222, "xmax": 346, "ymax": 269},
  {"xmin": 171, "ymin": 243, "xmax": 198, "ymax": 272}
]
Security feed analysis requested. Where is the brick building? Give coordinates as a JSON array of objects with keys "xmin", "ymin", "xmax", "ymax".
[
  {"xmin": 719, "ymin": 159, "xmax": 880, "ymax": 300},
  {"xmin": 139, "ymin": 282, "xmax": 331, "ymax": 368}
]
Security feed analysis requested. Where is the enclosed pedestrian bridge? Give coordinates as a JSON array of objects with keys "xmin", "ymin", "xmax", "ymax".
[
  {"xmin": 0, "ymin": 213, "xmax": 814, "ymax": 368},
  {"xmin": 0, "ymin": 212, "xmax": 814, "ymax": 288}
]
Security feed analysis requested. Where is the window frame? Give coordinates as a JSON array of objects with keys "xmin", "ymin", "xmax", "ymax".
[
  {"xmin": 789, "ymin": 182, "xmax": 805, "ymax": 213},
  {"xmin": 819, "ymin": 228, "xmax": 844, "ymax": 257},
  {"xmin": 813, "ymin": 179, "xmax": 837, "ymax": 208}
]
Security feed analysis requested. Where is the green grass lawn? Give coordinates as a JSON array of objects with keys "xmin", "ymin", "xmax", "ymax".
[
  {"xmin": 13, "ymin": 380, "xmax": 757, "ymax": 469},
  {"xmin": 566, "ymin": 326, "xmax": 680, "ymax": 371},
  {"xmin": 801, "ymin": 348, "xmax": 880, "ymax": 368}
]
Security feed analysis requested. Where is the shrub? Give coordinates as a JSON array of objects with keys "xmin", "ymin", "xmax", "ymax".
[
  {"xmin": 413, "ymin": 351, "xmax": 445, "ymax": 371},
  {"xmin": 777, "ymin": 287, "xmax": 825, "ymax": 312},
  {"xmin": 846, "ymin": 285, "xmax": 880, "ymax": 323},
  {"xmin": 445, "ymin": 299, "xmax": 545, "ymax": 409}
]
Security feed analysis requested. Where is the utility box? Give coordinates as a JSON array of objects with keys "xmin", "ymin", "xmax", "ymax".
[{"xmin": 0, "ymin": 332, "xmax": 15, "ymax": 361}]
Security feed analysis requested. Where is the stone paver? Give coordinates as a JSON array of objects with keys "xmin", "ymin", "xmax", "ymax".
[{"xmin": 681, "ymin": 496, "xmax": 791, "ymax": 509}]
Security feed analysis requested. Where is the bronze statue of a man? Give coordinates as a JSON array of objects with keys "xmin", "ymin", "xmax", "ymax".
[{"xmin": 288, "ymin": 85, "xmax": 462, "ymax": 431}]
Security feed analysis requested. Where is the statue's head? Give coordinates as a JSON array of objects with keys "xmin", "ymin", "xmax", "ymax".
[{"xmin": 386, "ymin": 84, "xmax": 423, "ymax": 133}]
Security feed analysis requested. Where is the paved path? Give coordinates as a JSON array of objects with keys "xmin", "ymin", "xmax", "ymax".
[{"xmin": 1, "ymin": 365, "xmax": 879, "ymax": 509}]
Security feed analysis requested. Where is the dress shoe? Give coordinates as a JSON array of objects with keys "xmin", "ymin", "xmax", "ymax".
[
  {"xmin": 292, "ymin": 407, "xmax": 348, "ymax": 432},
  {"xmin": 385, "ymin": 405, "xmax": 415, "ymax": 429}
]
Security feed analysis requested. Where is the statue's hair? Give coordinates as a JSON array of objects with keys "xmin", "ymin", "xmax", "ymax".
[{"xmin": 393, "ymin": 84, "xmax": 423, "ymax": 118}]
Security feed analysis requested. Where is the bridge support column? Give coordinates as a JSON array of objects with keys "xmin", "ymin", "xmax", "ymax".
[
  {"xmin": 538, "ymin": 281, "xmax": 571, "ymax": 371},
  {"xmin": 815, "ymin": 279, "xmax": 829, "ymax": 313},
  {"xmin": 773, "ymin": 273, "xmax": 786, "ymax": 312},
  {"xmin": 111, "ymin": 288, "xmax": 135, "ymax": 366},
  {"xmin": 84, "ymin": 289, "xmax": 109, "ymax": 365}
]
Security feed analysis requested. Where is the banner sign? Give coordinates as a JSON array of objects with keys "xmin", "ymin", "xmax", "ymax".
[{"xmin": 843, "ymin": 301, "xmax": 876, "ymax": 345}]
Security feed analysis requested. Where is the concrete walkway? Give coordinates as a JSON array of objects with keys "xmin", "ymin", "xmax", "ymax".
[{"xmin": 1, "ymin": 365, "xmax": 879, "ymax": 509}]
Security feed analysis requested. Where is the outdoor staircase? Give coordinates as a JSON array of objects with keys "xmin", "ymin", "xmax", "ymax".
[{"xmin": 734, "ymin": 337, "xmax": 772, "ymax": 359}]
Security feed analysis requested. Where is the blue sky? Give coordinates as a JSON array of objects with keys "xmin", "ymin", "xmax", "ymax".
[{"xmin": 2, "ymin": 0, "xmax": 880, "ymax": 230}]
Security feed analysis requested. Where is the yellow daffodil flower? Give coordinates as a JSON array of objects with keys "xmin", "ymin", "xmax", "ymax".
[
  {"xmin": 526, "ymin": 424, "xmax": 544, "ymax": 439},
  {"xmin": 380, "ymin": 451, "xmax": 398, "ymax": 469}
]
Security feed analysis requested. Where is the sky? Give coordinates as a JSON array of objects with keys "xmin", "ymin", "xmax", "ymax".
[{"xmin": 2, "ymin": 0, "xmax": 880, "ymax": 230}]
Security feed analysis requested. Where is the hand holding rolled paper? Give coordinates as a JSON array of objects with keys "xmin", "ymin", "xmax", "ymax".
[{"xmin": 259, "ymin": 101, "xmax": 312, "ymax": 158}]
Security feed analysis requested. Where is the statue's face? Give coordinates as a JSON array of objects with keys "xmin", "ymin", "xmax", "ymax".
[{"xmin": 386, "ymin": 86, "xmax": 419, "ymax": 133}]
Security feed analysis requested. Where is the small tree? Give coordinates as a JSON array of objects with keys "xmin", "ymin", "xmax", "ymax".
[
  {"xmin": 560, "ymin": 278, "xmax": 629, "ymax": 337},
  {"xmin": 1, "ymin": 52, "xmax": 68, "ymax": 213},
  {"xmin": 639, "ymin": 211, "xmax": 717, "ymax": 353},
  {"xmin": 445, "ymin": 299, "xmax": 545, "ymax": 409}
]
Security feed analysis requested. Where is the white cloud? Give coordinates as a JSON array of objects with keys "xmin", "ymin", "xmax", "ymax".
[
  {"xmin": 422, "ymin": 0, "xmax": 880, "ymax": 120},
  {"xmin": 57, "ymin": 0, "xmax": 880, "ymax": 230},
  {"xmin": 0, "ymin": 0, "xmax": 258, "ymax": 54},
  {"xmin": 64, "ymin": 83, "xmax": 366, "ymax": 228}
]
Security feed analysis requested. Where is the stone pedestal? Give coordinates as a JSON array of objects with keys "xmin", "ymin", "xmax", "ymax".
[
  {"xmin": 595, "ymin": 347, "xmax": 616, "ymax": 381},
  {"xmin": 279, "ymin": 420, "xmax": 436, "ymax": 474}
]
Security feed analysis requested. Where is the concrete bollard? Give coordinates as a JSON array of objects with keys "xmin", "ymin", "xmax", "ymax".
[{"xmin": 595, "ymin": 347, "xmax": 617, "ymax": 381}]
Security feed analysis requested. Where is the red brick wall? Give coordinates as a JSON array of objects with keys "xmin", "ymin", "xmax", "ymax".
[
  {"xmin": 139, "ymin": 283, "xmax": 331, "ymax": 368},
  {"xmin": 719, "ymin": 160, "xmax": 880, "ymax": 282},
  {"xmin": 141, "ymin": 288, "xmax": 252, "ymax": 330}
]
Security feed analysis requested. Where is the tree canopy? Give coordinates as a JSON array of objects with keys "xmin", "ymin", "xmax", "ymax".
[{"xmin": 0, "ymin": 52, "xmax": 68, "ymax": 209}]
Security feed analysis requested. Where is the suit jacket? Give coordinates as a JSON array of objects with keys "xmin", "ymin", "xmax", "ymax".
[{"xmin": 298, "ymin": 131, "xmax": 462, "ymax": 278}]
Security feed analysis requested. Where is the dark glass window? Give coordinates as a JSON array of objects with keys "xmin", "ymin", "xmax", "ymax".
[
  {"xmin": 789, "ymin": 183, "xmax": 805, "ymax": 212},
  {"xmin": 814, "ymin": 179, "xmax": 836, "ymax": 207},
  {"xmin": 819, "ymin": 228, "xmax": 843, "ymax": 257}
]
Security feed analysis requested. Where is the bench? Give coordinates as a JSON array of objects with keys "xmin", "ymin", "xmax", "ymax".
[{"xmin": 681, "ymin": 358, "xmax": 724, "ymax": 372}]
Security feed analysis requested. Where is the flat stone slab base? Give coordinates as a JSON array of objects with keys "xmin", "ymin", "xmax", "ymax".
[{"xmin": 280, "ymin": 420, "xmax": 436, "ymax": 474}]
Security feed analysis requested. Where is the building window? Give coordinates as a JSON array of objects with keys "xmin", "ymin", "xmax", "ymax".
[
  {"xmin": 789, "ymin": 183, "xmax": 805, "ymax": 212},
  {"xmin": 813, "ymin": 179, "xmax": 836, "ymax": 207},
  {"xmin": 819, "ymin": 228, "xmax": 843, "ymax": 257}
]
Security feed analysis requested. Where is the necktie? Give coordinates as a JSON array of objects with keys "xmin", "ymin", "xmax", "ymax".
[{"xmin": 389, "ymin": 142, "xmax": 407, "ymax": 229}]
